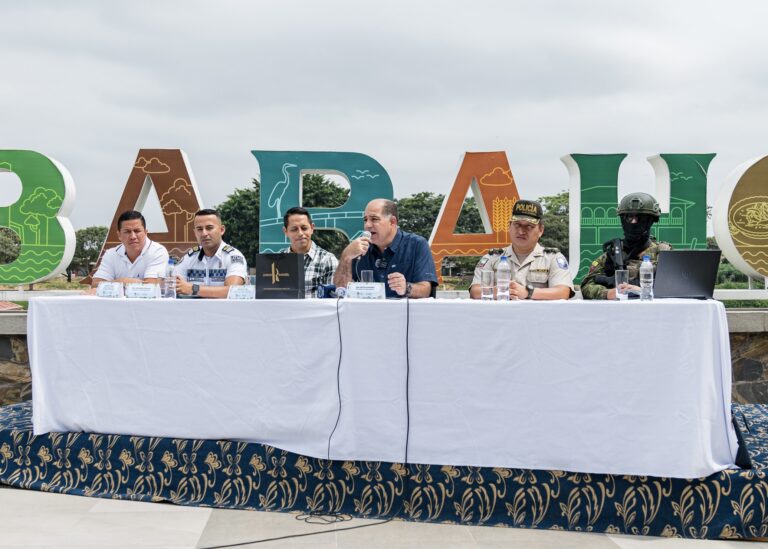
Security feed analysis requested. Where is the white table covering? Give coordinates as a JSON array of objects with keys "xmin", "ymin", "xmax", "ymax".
[{"xmin": 29, "ymin": 297, "xmax": 737, "ymax": 478}]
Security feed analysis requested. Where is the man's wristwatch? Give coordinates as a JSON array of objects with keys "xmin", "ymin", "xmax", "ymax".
[
  {"xmin": 191, "ymin": 283, "xmax": 200, "ymax": 297},
  {"xmin": 405, "ymin": 282, "xmax": 413, "ymax": 297},
  {"xmin": 525, "ymin": 283, "xmax": 535, "ymax": 300}
]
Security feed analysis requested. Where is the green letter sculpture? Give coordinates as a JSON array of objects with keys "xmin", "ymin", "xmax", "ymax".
[
  {"xmin": 0, "ymin": 150, "xmax": 75, "ymax": 284},
  {"xmin": 563, "ymin": 153, "xmax": 714, "ymax": 281}
]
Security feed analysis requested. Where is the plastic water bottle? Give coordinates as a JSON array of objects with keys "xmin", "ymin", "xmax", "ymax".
[
  {"xmin": 496, "ymin": 256, "xmax": 511, "ymax": 301},
  {"xmin": 164, "ymin": 258, "xmax": 177, "ymax": 299},
  {"xmin": 640, "ymin": 255, "xmax": 654, "ymax": 301}
]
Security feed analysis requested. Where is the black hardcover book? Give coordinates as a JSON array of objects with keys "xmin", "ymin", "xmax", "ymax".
[{"xmin": 254, "ymin": 253, "xmax": 305, "ymax": 299}]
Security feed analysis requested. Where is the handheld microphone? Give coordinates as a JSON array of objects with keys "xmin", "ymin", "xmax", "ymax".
[{"xmin": 356, "ymin": 231, "xmax": 372, "ymax": 259}]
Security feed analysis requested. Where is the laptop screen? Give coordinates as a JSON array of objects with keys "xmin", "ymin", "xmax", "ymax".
[{"xmin": 653, "ymin": 250, "xmax": 721, "ymax": 299}]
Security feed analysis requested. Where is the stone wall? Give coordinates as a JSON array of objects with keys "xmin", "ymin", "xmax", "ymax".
[
  {"xmin": 731, "ymin": 333, "xmax": 768, "ymax": 404},
  {"xmin": 0, "ymin": 335, "xmax": 30, "ymax": 406}
]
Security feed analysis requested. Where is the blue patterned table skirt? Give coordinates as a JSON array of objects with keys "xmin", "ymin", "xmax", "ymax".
[{"xmin": 2, "ymin": 402, "xmax": 767, "ymax": 540}]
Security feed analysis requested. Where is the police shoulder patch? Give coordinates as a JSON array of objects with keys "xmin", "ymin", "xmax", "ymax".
[
  {"xmin": 478, "ymin": 257, "xmax": 489, "ymax": 269},
  {"xmin": 230, "ymin": 254, "xmax": 244, "ymax": 264},
  {"xmin": 557, "ymin": 256, "xmax": 569, "ymax": 269}
]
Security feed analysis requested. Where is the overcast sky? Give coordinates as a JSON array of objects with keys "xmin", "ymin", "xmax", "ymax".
[{"xmin": 1, "ymin": 0, "xmax": 767, "ymax": 231}]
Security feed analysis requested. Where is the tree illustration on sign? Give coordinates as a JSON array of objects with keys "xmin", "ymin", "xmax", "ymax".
[
  {"xmin": 19, "ymin": 187, "xmax": 60, "ymax": 245},
  {"xmin": 160, "ymin": 178, "xmax": 194, "ymax": 240}
]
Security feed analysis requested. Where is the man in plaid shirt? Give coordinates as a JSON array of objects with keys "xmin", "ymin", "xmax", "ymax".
[{"xmin": 280, "ymin": 207, "xmax": 339, "ymax": 298}]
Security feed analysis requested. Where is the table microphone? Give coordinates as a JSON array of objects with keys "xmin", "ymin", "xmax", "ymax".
[{"xmin": 318, "ymin": 284, "xmax": 346, "ymax": 298}]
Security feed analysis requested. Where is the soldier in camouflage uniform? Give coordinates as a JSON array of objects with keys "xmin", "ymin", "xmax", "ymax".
[
  {"xmin": 581, "ymin": 192, "xmax": 672, "ymax": 300},
  {"xmin": 470, "ymin": 200, "xmax": 574, "ymax": 300}
]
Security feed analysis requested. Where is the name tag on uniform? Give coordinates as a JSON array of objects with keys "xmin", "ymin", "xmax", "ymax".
[
  {"xmin": 96, "ymin": 281, "xmax": 123, "ymax": 298},
  {"xmin": 227, "ymin": 285, "xmax": 256, "ymax": 300},
  {"xmin": 125, "ymin": 283, "xmax": 160, "ymax": 299},
  {"xmin": 346, "ymin": 282, "xmax": 386, "ymax": 299}
]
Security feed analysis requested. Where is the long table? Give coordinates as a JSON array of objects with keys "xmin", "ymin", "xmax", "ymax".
[{"xmin": 28, "ymin": 296, "xmax": 738, "ymax": 478}]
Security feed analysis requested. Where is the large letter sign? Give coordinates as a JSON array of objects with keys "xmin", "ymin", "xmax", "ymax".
[
  {"xmin": 714, "ymin": 155, "xmax": 768, "ymax": 279},
  {"xmin": 95, "ymin": 149, "xmax": 204, "ymax": 270},
  {"xmin": 252, "ymin": 151, "xmax": 393, "ymax": 252},
  {"xmin": 563, "ymin": 153, "xmax": 713, "ymax": 281},
  {"xmin": 429, "ymin": 152, "xmax": 520, "ymax": 281},
  {"xmin": 0, "ymin": 150, "xmax": 75, "ymax": 284}
]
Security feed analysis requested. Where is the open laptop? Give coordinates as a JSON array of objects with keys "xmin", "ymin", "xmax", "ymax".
[{"xmin": 653, "ymin": 250, "xmax": 721, "ymax": 299}]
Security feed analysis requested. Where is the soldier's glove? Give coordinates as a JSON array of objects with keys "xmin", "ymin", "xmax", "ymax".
[{"xmin": 594, "ymin": 275, "xmax": 615, "ymax": 289}]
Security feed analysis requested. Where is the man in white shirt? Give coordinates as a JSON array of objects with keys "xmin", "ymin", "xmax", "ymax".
[
  {"xmin": 91, "ymin": 210, "xmax": 169, "ymax": 287},
  {"xmin": 174, "ymin": 209, "xmax": 247, "ymax": 298}
]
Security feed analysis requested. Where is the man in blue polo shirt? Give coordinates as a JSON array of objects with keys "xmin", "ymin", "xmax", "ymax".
[{"xmin": 334, "ymin": 199, "xmax": 437, "ymax": 298}]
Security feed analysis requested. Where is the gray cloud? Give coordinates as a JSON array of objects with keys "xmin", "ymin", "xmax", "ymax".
[{"xmin": 1, "ymin": 0, "xmax": 767, "ymax": 229}]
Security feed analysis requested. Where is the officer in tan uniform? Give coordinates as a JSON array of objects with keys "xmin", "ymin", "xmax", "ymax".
[{"xmin": 469, "ymin": 200, "xmax": 574, "ymax": 300}]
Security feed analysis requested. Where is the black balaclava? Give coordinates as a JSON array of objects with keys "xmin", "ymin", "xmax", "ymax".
[{"xmin": 621, "ymin": 214, "xmax": 655, "ymax": 254}]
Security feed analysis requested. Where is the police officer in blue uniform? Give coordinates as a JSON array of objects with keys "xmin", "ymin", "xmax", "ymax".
[{"xmin": 174, "ymin": 209, "xmax": 247, "ymax": 298}]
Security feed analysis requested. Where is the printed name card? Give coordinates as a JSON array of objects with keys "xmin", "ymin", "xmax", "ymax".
[
  {"xmin": 96, "ymin": 281, "xmax": 124, "ymax": 298},
  {"xmin": 346, "ymin": 282, "xmax": 386, "ymax": 299},
  {"xmin": 125, "ymin": 283, "xmax": 160, "ymax": 299},
  {"xmin": 227, "ymin": 285, "xmax": 256, "ymax": 300}
]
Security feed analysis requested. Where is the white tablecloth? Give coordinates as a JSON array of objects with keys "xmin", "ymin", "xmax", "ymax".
[{"xmin": 28, "ymin": 297, "xmax": 737, "ymax": 478}]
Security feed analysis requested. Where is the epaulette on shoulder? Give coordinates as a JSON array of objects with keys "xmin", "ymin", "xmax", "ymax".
[
  {"xmin": 222, "ymin": 245, "xmax": 234, "ymax": 253},
  {"xmin": 543, "ymin": 247, "xmax": 560, "ymax": 254},
  {"xmin": 186, "ymin": 246, "xmax": 201, "ymax": 256},
  {"xmin": 488, "ymin": 248, "xmax": 504, "ymax": 255}
]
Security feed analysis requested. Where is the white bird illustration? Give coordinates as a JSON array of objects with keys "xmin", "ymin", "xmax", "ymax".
[{"xmin": 268, "ymin": 162, "xmax": 297, "ymax": 217}]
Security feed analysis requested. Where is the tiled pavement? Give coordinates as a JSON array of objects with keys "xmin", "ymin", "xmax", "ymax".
[{"xmin": 0, "ymin": 485, "xmax": 760, "ymax": 548}]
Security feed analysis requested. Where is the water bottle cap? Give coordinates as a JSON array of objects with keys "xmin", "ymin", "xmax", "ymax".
[
  {"xmin": 500, "ymin": 255, "xmax": 507, "ymax": 260},
  {"xmin": 643, "ymin": 255, "xmax": 651, "ymax": 261}
]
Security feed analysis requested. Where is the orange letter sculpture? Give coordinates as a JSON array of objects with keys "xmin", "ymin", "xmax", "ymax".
[
  {"xmin": 429, "ymin": 152, "xmax": 520, "ymax": 283},
  {"xmin": 89, "ymin": 149, "xmax": 203, "ymax": 281}
]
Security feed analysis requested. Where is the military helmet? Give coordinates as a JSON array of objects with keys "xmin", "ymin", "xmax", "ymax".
[{"xmin": 617, "ymin": 192, "xmax": 661, "ymax": 220}]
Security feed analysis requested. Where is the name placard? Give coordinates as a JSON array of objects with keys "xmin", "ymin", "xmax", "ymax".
[
  {"xmin": 346, "ymin": 282, "xmax": 386, "ymax": 300},
  {"xmin": 125, "ymin": 283, "xmax": 160, "ymax": 299},
  {"xmin": 96, "ymin": 281, "xmax": 124, "ymax": 298},
  {"xmin": 228, "ymin": 285, "xmax": 256, "ymax": 300}
]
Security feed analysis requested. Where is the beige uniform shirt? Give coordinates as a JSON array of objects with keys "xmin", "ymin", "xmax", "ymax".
[{"xmin": 471, "ymin": 243, "xmax": 574, "ymax": 293}]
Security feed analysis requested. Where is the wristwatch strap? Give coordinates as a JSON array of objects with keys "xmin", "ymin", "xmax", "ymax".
[{"xmin": 526, "ymin": 284, "xmax": 535, "ymax": 300}]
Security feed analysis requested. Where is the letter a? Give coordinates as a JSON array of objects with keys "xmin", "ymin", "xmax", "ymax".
[
  {"xmin": 429, "ymin": 152, "xmax": 520, "ymax": 282},
  {"xmin": 92, "ymin": 149, "xmax": 204, "ymax": 280}
]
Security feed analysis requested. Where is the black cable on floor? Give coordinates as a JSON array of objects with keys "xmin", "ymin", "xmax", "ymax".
[
  {"xmin": 202, "ymin": 295, "xmax": 400, "ymax": 549},
  {"xmin": 200, "ymin": 518, "xmax": 390, "ymax": 548}
]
